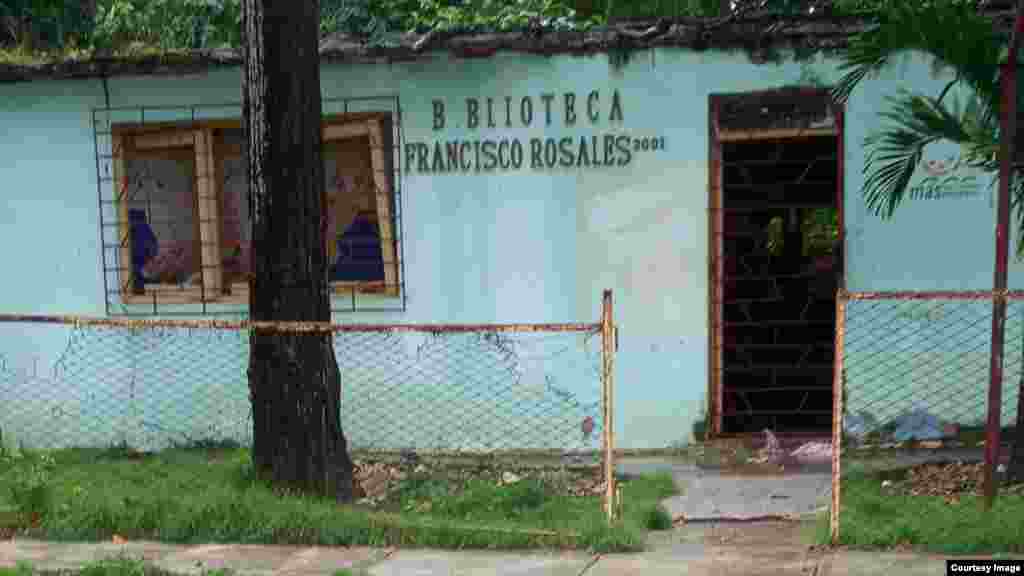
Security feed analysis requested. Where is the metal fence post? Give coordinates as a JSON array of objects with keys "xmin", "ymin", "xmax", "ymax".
[
  {"xmin": 830, "ymin": 292, "xmax": 846, "ymax": 545},
  {"xmin": 985, "ymin": 6, "xmax": 1023, "ymax": 506},
  {"xmin": 601, "ymin": 289, "xmax": 616, "ymax": 522}
]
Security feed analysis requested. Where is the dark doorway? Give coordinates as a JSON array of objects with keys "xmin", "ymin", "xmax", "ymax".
[{"xmin": 708, "ymin": 89, "xmax": 843, "ymax": 436}]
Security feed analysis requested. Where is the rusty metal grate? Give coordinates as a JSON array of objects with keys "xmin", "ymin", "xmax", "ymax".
[{"xmin": 92, "ymin": 95, "xmax": 405, "ymax": 316}]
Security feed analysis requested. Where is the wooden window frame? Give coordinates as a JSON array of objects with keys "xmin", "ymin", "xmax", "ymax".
[
  {"xmin": 111, "ymin": 113, "xmax": 401, "ymax": 306},
  {"xmin": 112, "ymin": 128, "xmax": 215, "ymax": 305}
]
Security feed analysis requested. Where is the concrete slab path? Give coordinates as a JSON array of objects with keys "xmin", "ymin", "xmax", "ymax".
[
  {"xmin": 366, "ymin": 550, "xmax": 594, "ymax": 576},
  {"xmin": 616, "ymin": 455, "xmax": 830, "ymax": 522},
  {"xmin": 663, "ymin": 471, "xmax": 831, "ymax": 521},
  {"xmin": 3, "ymin": 529, "xmax": 1020, "ymax": 575}
]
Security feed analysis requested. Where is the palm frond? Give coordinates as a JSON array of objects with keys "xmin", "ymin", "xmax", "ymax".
[
  {"xmin": 1013, "ymin": 171, "xmax": 1024, "ymax": 258},
  {"xmin": 832, "ymin": 48, "xmax": 887, "ymax": 105},
  {"xmin": 962, "ymin": 93, "xmax": 1001, "ymax": 170},
  {"xmin": 862, "ymin": 91, "xmax": 978, "ymax": 218},
  {"xmin": 832, "ymin": 1, "xmax": 1002, "ymax": 106}
]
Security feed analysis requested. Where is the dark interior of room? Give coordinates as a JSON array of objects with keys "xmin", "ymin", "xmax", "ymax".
[{"xmin": 720, "ymin": 136, "xmax": 840, "ymax": 434}]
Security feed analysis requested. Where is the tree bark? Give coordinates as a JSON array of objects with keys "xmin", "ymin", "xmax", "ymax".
[
  {"xmin": 81, "ymin": 0, "xmax": 97, "ymax": 25},
  {"xmin": 241, "ymin": 0, "xmax": 355, "ymax": 501}
]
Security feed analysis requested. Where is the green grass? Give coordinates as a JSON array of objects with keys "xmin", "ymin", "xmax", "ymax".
[
  {"xmin": 0, "ymin": 562, "xmax": 34, "ymax": 576},
  {"xmin": 816, "ymin": 471, "xmax": 1024, "ymax": 554},
  {"xmin": 0, "ymin": 446, "xmax": 677, "ymax": 554},
  {"xmin": 0, "ymin": 555, "xmax": 360, "ymax": 575},
  {"xmin": 0, "ymin": 44, "xmax": 202, "ymax": 67},
  {"xmin": 0, "ymin": 555, "xmax": 359, "ymax": 575},
  {"xmin": 385, "ymin": 467, "xmax": 675, "ymax": 536},
  {"xmin": 0, "ymin": 554, "xmax": 236, "ymax": 575},
  {"xmin": 618, "ymin": 473, "xmax": 676, "ymax": 531}
]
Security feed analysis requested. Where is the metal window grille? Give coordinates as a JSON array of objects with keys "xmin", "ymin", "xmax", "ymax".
[{"xmin": 92, "ymin": 95, "xmax": 406, "ymax": 316}]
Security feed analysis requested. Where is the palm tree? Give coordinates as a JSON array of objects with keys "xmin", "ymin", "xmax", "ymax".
[{"xmin": 832, "ymin": 0, "xmax": 1024, "ymax": 483}]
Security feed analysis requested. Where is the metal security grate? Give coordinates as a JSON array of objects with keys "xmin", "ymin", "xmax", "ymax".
[{"xmin": 92, "ymin": 95, "xmax": 406, "ymax": 316}]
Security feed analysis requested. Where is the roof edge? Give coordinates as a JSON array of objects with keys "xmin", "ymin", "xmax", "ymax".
[
  {"xmin": 1, "ymin": 9, "xmax": 1018, "ymax": 85},
  {"xmin": 0, "ymin": 14, "xmax": 874, "ymax": 85}
]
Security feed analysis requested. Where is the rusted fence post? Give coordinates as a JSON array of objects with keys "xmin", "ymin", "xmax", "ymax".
[
  {"xmin": 985, "ymin": 5, "xmax": 1023, "ymax": 509},
  {"xmin": 830, "ymin": 292, "xmax": 847, "ymax": 545},
  {"xmin": 601, "ymin": 289, "xmax": 617, "ymax": 522}
]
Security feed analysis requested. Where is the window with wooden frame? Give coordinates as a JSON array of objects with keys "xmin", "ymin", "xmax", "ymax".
[{"xmin": 110, "ymin": 113, "xmax": 400, "ymax": 306}]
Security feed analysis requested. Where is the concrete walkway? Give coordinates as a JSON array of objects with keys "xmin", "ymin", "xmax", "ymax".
[
  {"xmin": 0, "ymin": 533, "xmax": 988, "ymax": 575},
  {"xmin": 617, "ymin": 456, "xmax": 832, "ymax": 522}
]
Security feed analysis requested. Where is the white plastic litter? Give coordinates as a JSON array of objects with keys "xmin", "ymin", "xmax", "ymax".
[{"xmin": 790, "ymin": 441, "xmax": 832, "ymax": 461}]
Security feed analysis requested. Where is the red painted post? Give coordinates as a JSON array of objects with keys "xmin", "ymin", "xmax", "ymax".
[{"xmin": 984, "ymin": 3, "xmax": 1024, "ymax": 510}]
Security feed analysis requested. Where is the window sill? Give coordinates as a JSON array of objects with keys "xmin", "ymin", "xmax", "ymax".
[
  {"xmin": 121, "ymin": 284, "xmax": 208, "ymax": 306},
  {"xmin": 229, "ymin": 282, "xmax": 399, "ymax": 299}
]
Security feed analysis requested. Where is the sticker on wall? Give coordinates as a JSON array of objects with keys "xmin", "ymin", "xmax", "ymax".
[
  {"xmin": 907, "ymin": 139, "xmax": 985, "ymax": 203},
  {"xmin": 405, "ymin": 89, "xmax": 667, "ymax": 174}
]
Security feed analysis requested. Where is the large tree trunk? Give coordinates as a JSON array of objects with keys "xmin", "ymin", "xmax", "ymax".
[
  {"xmin": 241, "ymin": 0, "xmax": 355, "ymax": 501},
  {"xmin": 80, "ymin": 0, "xmax": 97, "ymax": 25}
]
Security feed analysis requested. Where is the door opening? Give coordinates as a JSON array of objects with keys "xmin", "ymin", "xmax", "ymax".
[{"xmin": 708, "ymin": 89, "xmax": 844, "ymax": 436}]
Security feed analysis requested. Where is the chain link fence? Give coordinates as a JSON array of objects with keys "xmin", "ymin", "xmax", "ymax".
[
  {"xmin": 831, "ymin": 290, "xmax": 1024, "ymax": 545},
  {"xmin": 0, "ymin": 292, "xmax": 619, "ymax": 520}
]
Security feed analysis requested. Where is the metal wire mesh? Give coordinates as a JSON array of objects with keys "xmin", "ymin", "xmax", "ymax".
[
  {"xmin": 0, "ymin": 318, "xmax": 607, "ymax": 459},
  {"xmin": 831, "ymin": 291, "xmax": 1024, "ymax": 545}
]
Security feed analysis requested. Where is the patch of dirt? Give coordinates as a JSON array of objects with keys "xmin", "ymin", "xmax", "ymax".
[
  {"xmin": 351, "ymin": 458, "xmax": 606, "ymax": 508},
  {"xmin": 694, "ymin": 440, "xmax": 755, "ymax": 469},
  {"xmin": 0, "ymin": 510, "xmax": 38, "ymax": 541},
  {"xmin": 699, "ymin": 520, "xmax": 814, "ymax": 550},
  {"xmin": 702, "ymin": 461, "xmax": 791, "ymax": 476},
  {"xmin": 695, "ymin": 435, "xmax": 831, "ymax": 476},
  {"xmin": 0, "ymin": 506, "xmax": 24, "ymax": 541},
  {"xmin": 882, "ymin": 461, "xmax": 1024, "ymax": 503}
]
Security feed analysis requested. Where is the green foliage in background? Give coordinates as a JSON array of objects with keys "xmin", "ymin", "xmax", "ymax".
[
  {"xmin": 1, "ymin": 0, "xmax": 947, "ymax": 55},
  {"xmin": 91, "ymin": 0, "xmax": 241, "ymax": 50},
  {"xmin": 1, "ymin": 0, "xmax": 94, "ymax": 49}
]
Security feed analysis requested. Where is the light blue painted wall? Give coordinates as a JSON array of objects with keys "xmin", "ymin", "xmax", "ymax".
[
  {"xmin": 841, "ymin": 54, "xmax": 1023, "ymax": 433},
  {"xmin": 0, "ymin": 79, "xmax": 112, "ymax": 448},
  {"xmin": 0, "ymin": 48, "xmax": 1020, "ymax": 451}
]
